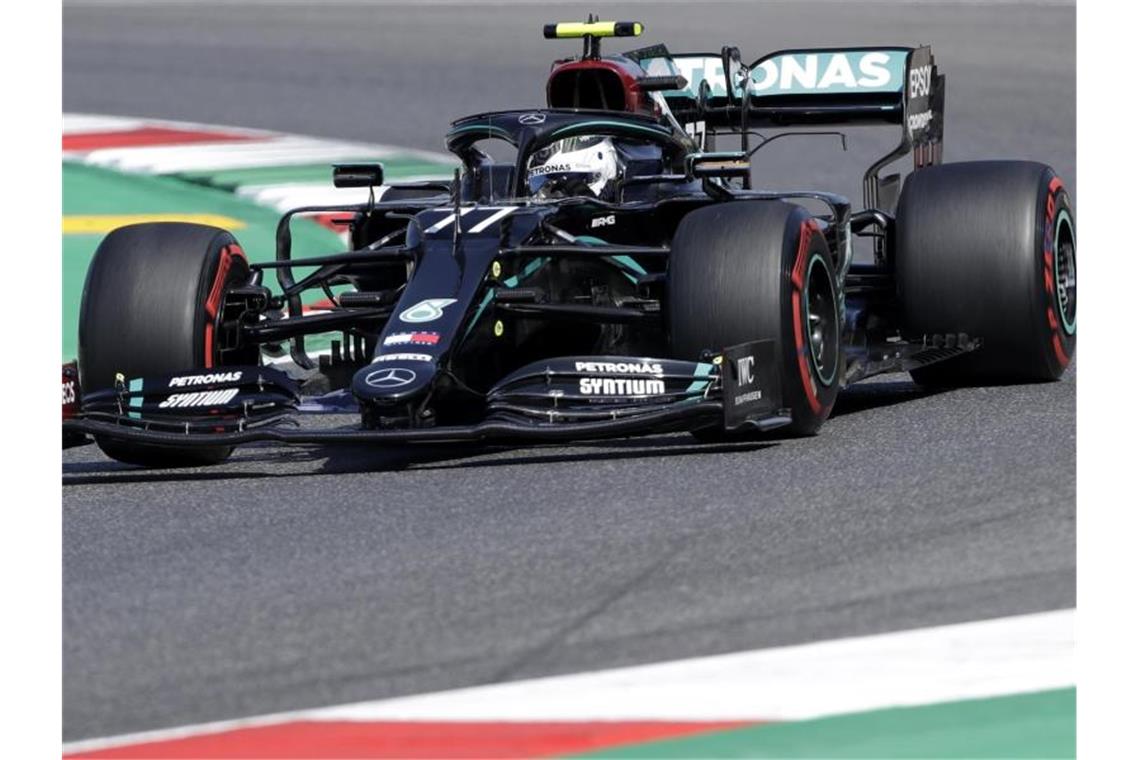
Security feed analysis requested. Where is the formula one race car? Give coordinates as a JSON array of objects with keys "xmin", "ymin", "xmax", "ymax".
[{"xmin": 62, "ymin": 19, "xmax": 1076, "ymax": 466}]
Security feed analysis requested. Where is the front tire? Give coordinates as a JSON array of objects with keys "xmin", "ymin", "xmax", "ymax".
[
  {"xmin": 668, "ymin": 201, "xmax": 841, "ymax": 436},
  {"xmin": 896, "ymin": 161, "xmax": 1076, "ymax": 385},
  {"xmin": 78, "ymin": 222, "xmax": 250, "ymax": 467}
]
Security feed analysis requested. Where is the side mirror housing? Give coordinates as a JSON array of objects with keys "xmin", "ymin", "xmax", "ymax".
[
  {"xmin": 687, "ymin": 152, "xmax": 751, "ymax": 179},
  {"xmin": 332, "ymin": 163, "xmax": 384, "ymax": 188}
]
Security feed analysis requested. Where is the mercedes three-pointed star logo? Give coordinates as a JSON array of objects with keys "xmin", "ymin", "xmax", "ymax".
[
  {"xmin": 364, "ymin": 367, "xmax": 417, "ymax": 389},
  {"xmin": 518, "ymin": 112, "xmax": 547, "ymax": 125}
]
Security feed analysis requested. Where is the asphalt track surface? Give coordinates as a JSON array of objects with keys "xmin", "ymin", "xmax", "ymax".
[{"xmin": 62, "ymin": 1, "xmax": 1076, "ymax": 742}]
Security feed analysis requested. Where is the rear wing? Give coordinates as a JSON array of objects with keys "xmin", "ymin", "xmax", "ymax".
[{"xmin": 631, "ymin": 45, "xmax": 945, "ymax": 211}]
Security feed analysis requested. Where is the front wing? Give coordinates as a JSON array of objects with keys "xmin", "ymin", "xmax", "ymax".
[{"xmin": 62, "ymin": 341, "xmax": 789, "ymax": 450}]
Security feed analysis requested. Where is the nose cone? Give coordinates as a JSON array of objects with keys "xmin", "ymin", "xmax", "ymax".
[{"xmin": 352, "ymin": 361, "xmax": 436, "ymax": 403}]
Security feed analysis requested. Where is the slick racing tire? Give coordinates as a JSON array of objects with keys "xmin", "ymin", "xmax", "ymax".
[
  {"xmin": 669, "ymin": 201, "xmax": 841, "ymax": 437},
  {"xmin": 78, "ymin": 222, "xmax": 250, "ymax": 467},
  {"xmin": 897, "ymin": 161, "xmax": 1076, "ymax": 386}
]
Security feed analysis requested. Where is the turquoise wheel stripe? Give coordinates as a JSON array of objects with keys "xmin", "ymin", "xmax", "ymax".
[
  {"xmin": 1054, "ymin": 209, "xmax": 1076, "ymax": 335},
  {"xmin": 804, "ymin": 252, "xmax": 838, "ymax": 387}
]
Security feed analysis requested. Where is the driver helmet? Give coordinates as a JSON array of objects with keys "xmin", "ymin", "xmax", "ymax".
[{"xmin": 526, "ymin": 135, "xmax": 621, "ymax": 200}]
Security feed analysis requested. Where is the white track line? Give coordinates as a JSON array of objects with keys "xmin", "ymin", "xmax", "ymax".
[
  {"xmin": 64, "ymin": 609, "xmax": 1074, "ymax": 754},
  {"xmin": 62, "ymin": 114, "xmax": 148, "ymax": 134},
  {"xmin": 63, "ymin": 114, "xmax": 454, "ymax": 165},
  {"xmin": 314, "ymin": 608, "xmax": 1074, "ymax": 722},
  {"xmin": 64, "ymin": 112, "xmax": 278, "ymax": 140},
  {"xmin": 78, "ymin": 138, "xmax": 409, "ymax": 173},
  {"xmin": 63, "ymin": 113, "xmax": 456, "ymax": 212}
]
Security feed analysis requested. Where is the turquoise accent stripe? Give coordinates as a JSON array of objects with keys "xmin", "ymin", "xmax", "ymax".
[
  {"xmin": 685, "ymin": 361, "xmax": 716, "ymax": 395},
  {"xmin": 609, "ymin": 254, "xmax": 647, "ymax": 278},
  {"xmin": 463, "ymin": 256, "xmax": 550, "ymax": 339},
  {"xmin": 550, "ymin": 121, "xmax": 672, "ymax": 140},
  {"xmin": 684, "ymin": 380, "xmax": 712, "ymax": 395},
  {"xmin": 468, "ymin": 290, "xmax": 494, "ymax": 336},
  {"xmin": 128, "ymin": 377, "xmax": 143, "ymax": 419},
  {"xmin": 576, "ymin": 235, "xmax": 647, "ymax": 284},
  {"xmin": 503, "ymin": 257, "xmax": 547, "ymax": 288}
]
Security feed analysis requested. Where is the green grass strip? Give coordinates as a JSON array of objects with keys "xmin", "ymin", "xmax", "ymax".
[
  {"xmin": 62, "ymin": 161, "xmax": 345, "ymax": 360},
  {"xmin": 572, "ymin": 688, "xmax": 1075, "ymax": 759}
]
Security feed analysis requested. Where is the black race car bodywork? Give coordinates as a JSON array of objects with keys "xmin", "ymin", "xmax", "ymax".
[{"xmin": 62, "ymin": 22, "xmax": 1075, "ymax": 463}]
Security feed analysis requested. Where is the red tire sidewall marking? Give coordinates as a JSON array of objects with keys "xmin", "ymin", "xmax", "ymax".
[
  {"xmin": 1042, "ymin": 176, "xmax": 1071, "ymax": 368},
  {"xmin": 203, "ymin": 243, "xmax": 246, "ymax": 369},
  {"xmin": 791, "ymin": 220, "xmax": 824, "ymax": 416}
]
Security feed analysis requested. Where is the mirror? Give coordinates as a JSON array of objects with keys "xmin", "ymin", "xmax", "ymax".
[
  {"xmin": 333, "ymin": 163, "xmax": 384, "ymax": 189},
  {"xmin": 687, "ymin": 151, "xmax": 750, "ymax": 179}
]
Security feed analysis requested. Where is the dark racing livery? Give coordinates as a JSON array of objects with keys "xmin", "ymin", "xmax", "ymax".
[{"xmin": 62, "ymin": 20, "xmax": 1076, "ymax": 466}]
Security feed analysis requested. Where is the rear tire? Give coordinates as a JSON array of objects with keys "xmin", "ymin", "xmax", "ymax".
[
  {"xmin": 669, "ymin": 201, "xmax": 841, "ymax": 436},
  {"xmin": 896, "ymin": 161, "xmax": 1076, "ymax": 385},
  {"xmin": 78, "ymin": 222, "xmax": 249, "ymax": 467}
]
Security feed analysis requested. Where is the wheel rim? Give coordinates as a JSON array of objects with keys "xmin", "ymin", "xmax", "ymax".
[
  {"xmin": 1053, "ymin": 210, "xmax": 1076, "ymax": 336},
  {"xmin": 804, "ymin": 253, "xmax": 839, "ymax": 386}
]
